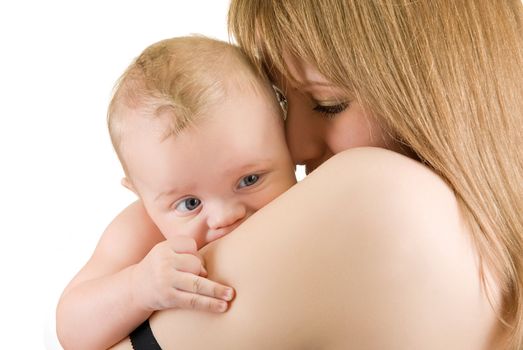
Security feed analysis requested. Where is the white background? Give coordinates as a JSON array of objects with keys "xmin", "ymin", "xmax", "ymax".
[{"xmin": 0, "ymin": 1, "xmax": 236, "ymax": 348}]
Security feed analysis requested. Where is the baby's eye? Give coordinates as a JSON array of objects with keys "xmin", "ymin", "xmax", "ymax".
[
  {"xmin": 272, "ymin": 85, "xmax": 288, "ymax": 120},
  {"xmin": 175, "ymin": 197, "xmax": 201, "ymax": 212},
  {"xmin": 238, "ymin": 174, "xmax": 260, "ymax": 188}
]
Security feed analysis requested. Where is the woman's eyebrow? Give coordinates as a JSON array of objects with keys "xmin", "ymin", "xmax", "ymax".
[
  {"xmin": 286, "ymin": 77, "xmax": 334, "ymax": 91},
  {"xmin": 269, "ymin": 70, "xmax": 326, "ymax": 89}
]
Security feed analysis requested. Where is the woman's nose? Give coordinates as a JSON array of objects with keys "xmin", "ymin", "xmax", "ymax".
[
  {"xmin": 285, "ymin": 101, "xmax": 326, "ymax": 166},
  {"xmin": 207, "ymin": 201, "xmax": 247, "ymax": 231}
]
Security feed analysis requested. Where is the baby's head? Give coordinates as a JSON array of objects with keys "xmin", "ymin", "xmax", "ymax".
[{"xmin": 108, "ymin": 36, "xmax": 296, "ymax": 249}]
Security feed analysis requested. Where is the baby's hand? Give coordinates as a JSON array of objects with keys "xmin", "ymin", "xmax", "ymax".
[{"xmin": 131, "ymin": 235, "xmax": 234, "ymax": 313}]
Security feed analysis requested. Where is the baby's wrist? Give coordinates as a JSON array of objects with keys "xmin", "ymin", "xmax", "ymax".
[{"xmin": 127, "ymin": 264, "xmax": 152, "ymax": 312}]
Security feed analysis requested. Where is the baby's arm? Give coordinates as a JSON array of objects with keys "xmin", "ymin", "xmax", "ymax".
[{"xmin": 56, "ymin": 201, "xmax": 233, "ymax": 350}]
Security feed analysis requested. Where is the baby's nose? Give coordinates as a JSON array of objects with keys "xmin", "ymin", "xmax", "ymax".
[{"xmin": 207, "ymin": 201, "xmax": 247, "ymax": 231}]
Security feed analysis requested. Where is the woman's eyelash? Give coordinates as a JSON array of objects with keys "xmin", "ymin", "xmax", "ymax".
[{"xmin": 313, "ymin": 102, "xmax": 349, "ymax": 118}]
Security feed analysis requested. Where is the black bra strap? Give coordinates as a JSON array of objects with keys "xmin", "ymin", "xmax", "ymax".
[{"xmin": 130, "ymin": 319, "xmax": 162, "ymax": 350}]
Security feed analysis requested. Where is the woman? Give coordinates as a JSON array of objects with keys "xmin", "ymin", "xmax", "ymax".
[{"xmin": 110, "ymin": 1, "xmax": 522, "ymax": 349}]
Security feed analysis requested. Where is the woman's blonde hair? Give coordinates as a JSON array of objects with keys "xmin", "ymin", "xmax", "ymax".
[
  {"xmin": 107, "ymin": 36, "xmax": 270, "ymax": 171},
  {"xmin": 229, "ymin": 1, "xmax": 523, "ymax": 348}
]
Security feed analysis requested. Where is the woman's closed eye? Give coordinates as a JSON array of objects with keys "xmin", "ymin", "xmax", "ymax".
[
  {"xmin": 174, "ymin": 197, "xmax": 201, "ymax": 213},
  {"xmin": 313, "ymin": 101, "xmax": 349, "ymax": 119}
]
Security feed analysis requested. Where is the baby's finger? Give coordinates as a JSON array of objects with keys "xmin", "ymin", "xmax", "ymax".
[
  {"xmin": 194, "ymin": 251, "xmax": 208, "ymax": 276},
  {"xmin": 172, "ymin": 289, "xmax": 230, "ymax": 313},
  {"xmin": 174, "ymin": 272, "xmax": 234, "ymax": 302},
  {"xmin": 167, "ymin": 236, "xmax": 197, "ymax": 254},
  {"xmin": 173, "ymin": 253, "xmax": 204, "ymax": 276}
]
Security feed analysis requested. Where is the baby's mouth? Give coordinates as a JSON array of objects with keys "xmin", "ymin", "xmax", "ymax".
[{"xmin": 208, "ymin": 220, "xmax": 243, "ymax": 242}]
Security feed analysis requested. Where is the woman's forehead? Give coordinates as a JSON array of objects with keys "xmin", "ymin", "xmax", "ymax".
[{"xmin": 272, "ymin": 53, "xmax": 334, "ymax": 90}]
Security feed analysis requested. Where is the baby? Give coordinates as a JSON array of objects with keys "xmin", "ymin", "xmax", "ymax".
[{"xmin": 56, "ymin": 36, "xmax": 296, "ymax": 350}]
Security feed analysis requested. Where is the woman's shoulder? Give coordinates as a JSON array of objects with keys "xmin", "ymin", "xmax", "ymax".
[
  {"xmin": 314, "ymin": 146, "xmax": 461, "ymax": 224},
  {"xmin": 302, "ymin": 147, "xmax": 501, "ymax": 348},
  {"xmin": 319, "ymin": 146, "xmax": 452, "ymax": 192},
  {"xmin": 115, "ymin": 147, "xmax": 501, "ymax": 350},
  {"xmin": 311, "ymin": 146, "xmax": 472, "ymax": 272}
]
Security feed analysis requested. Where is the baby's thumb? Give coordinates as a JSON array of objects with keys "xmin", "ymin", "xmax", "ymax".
[{"xmin": 196, "ymin": 252, "xmax": 208, "ymax": 277}]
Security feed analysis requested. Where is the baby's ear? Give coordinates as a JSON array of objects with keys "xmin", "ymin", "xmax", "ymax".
[{"xmin": 121, "ymin": 177, "xmax": 136, "ymax": 194}]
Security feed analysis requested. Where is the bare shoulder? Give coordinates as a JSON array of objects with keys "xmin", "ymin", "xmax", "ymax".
[
  {"xmin": 317, "ymin": 146, "xmax": 454, "ymax": 199},
  {"xmin": 314, "ymin": 147, "xmax": 464, "ymax": 235},
  {"xmin": 310, "ymin": 147, "xmax": 501, "ymax": 349},
  {"xmin": 117, "ymin": 148, "xmax": 501, "ymax": 349},
  {"xmin": 306, "ymin": 146, "xmax": 467, "ymax": 255}
]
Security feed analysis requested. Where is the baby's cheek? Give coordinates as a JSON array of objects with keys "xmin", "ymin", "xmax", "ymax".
[{"xmin": 161, "ymin": 217, "xmax": 201, "ymax": 241}]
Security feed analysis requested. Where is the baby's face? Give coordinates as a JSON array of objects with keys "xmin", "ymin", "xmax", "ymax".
[{"xmin": 122, "ymin": 86, "xmax": 296, "ymax": 249}]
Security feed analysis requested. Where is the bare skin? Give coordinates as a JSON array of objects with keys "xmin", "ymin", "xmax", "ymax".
[
  {"xmin": 56, "ymin": 74, "xmax": 296, "ymax": 349},
  {"xmin": 111, "ymin": 147, "xmax": 502, "ymax": 350},
  {"xmin": 106, "ymin": 53, "xmax": 505, "ymax": 349}
]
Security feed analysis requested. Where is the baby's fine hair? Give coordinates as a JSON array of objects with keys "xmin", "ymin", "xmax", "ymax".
[{"xmin": 107, "ymin": 36, "xmax": 271, "ymax": 169}]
